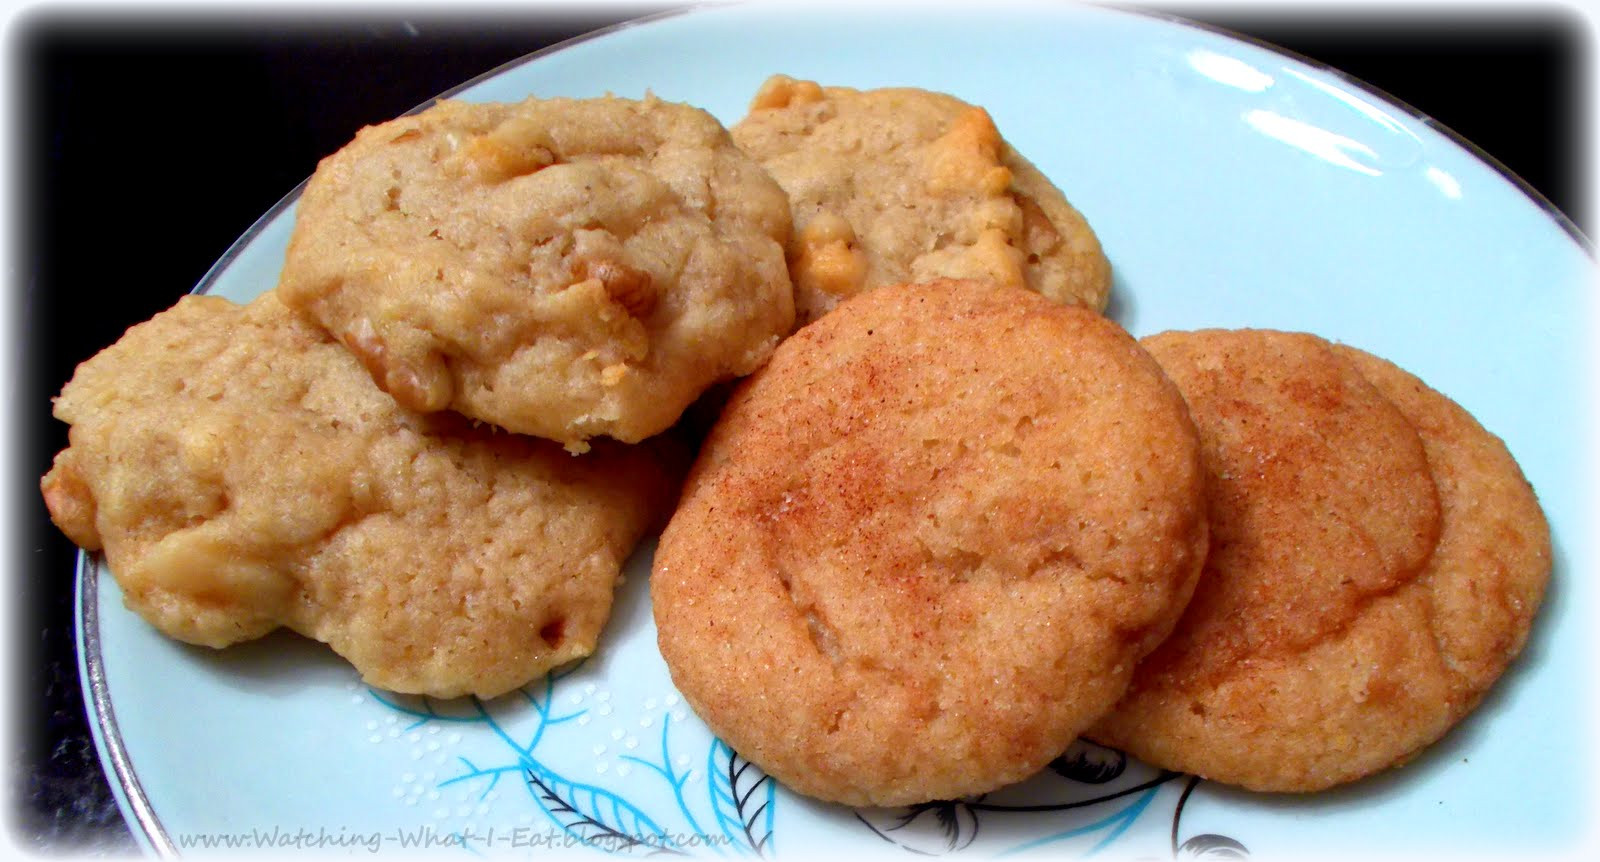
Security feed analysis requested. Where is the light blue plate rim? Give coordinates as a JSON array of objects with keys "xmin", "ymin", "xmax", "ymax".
[{"xmin": 1148, "ymin": 9, "xmax": 1588, "ymax": 252}]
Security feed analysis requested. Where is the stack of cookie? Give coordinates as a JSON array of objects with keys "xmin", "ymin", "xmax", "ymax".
[
  {"xmin": 41, "ymin": 74, "xmax": 1548, "ymax": 807},
  {"xmin": 652, "ymin": 78, "xmax": 1549, "ymax": 803},
  {"xmin": 41, "ymin": 94, "xmax": 800, "ymax": 699}
]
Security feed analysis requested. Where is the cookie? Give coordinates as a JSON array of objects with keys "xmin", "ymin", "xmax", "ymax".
[
  {"xmin": 1088, "ymin": 330, "xmax": 1550, "ymax": 792},
  {"xmin": 651, "ymin": 279, "xmax": 1207, "ymax": 806},
  {"xmin": 731, "ymin": 75, "xmax": 1111, "ymax": 326},
  {"xmin": 41, "ymin": 291, "xmax": 679, "ymax": 699},
  {"xmin": 278, "ymin": 94, "xmax": 795, "ymax": 452}
]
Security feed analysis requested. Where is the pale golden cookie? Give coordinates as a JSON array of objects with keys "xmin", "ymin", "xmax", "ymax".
[
  {"xmin": 42, "ymin": 292, "xmax": 679, "ymax": 699},
  {"xmin": 652, "ymin": 280, "xmax": 1206, "ymax": 806},
  {"xmin": 279, "ymin": 94, "xmax": 794, "ymax": 452},
  {"xmin": 1089, "ymin": 330, "xmax": 1550, "ymax": 792},
  {"xmin": 731, "ymin": 75, "xmax": 1111, "ymax": 326}
]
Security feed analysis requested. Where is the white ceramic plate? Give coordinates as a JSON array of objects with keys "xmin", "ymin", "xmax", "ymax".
[{"xmin": 78, "ymin": 4, "xmax": 1594, "ymax": 859}]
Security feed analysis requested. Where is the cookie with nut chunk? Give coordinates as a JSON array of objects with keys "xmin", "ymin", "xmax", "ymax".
[
  {"xmin": 731, "ymin": 75, "xmax": 1111, "ymax": 326},
  {"xmin": 41, "ymin": 291, "xmax": 680, "ymax": 699},
  {"xmin": 279, "ymin": 95, "xmax": 794, "ymax": 452}
]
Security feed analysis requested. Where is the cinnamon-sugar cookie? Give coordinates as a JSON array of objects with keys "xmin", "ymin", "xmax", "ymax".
[
  {"xmin": 652, "ymin": 279, "xmax": 1205, "ymax": 806},
  {"xmin": 1089, "ymin": 330, "xmax": 1550, "ymax": 792}
]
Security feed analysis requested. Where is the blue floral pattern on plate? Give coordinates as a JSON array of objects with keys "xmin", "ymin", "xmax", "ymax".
[
  {"xmin": 368, "ymin": 662, "xmax": 776, "ymax": 857},
  {"xmin": 368, "ymin": 663, "xmax": 1240, "ymax": 859}
]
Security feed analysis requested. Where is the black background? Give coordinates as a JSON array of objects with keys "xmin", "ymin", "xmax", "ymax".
[{"xmin": 11, "ymin": 5, "xmax": 1589, "ymax": 853}]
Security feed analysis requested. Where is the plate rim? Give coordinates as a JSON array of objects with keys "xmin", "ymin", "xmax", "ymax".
[
  {"xmin": 72, "ymin": 4, "xmax": 1592, "ymax": 855},
  {"xmin": 1150, "ymin": 8, "xmax": 1590, "ymax": 253},
  {"xmin": 76, "ymin": 556, "xmax": 173, "ymax": 856}
]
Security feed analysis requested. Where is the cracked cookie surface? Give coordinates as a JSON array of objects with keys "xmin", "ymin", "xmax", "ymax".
[
  {"xmin": 279, "ymin": 94, "xmax": 794, "ymax": 451},
  {"xmin": 651, "ymin": 280, "xmax": 1206, "ymax": 806},
  {"xmin": 731, "ymin": 75, "xmax": 1111, "ymax": 326},
  {"xmin": 1088, "ymin": 330, "xmax": 1550, "ymax": 792},
  {"xmin": 42, "ymin": 292, "xmax": 679, "ymax": 699}
]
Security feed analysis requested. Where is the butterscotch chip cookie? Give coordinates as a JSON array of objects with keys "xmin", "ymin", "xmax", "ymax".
[
  {"xmin": 41, "ymin": 291, "xmax": 679, "ymax": 699},
  {"xmin": 731, "ymin": 75, "xmax": 1111, "ymax": 326},
  {"xmin": 652, "ymin": 280, "xmax": 1206, "ymax": 806},
  {"xmin": 1089, "ymin": 330, "xmax": 1550, "ymax": 792},
  {"xmin": 278, "ymin": 94, "xmax": 794, "ymax": 452}
]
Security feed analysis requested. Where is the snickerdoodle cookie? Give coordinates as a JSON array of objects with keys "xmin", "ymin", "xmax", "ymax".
[
  {"xmin": 731, "ymin": 76, "xmax": 1111, "ymax": 326},
  {"xmin": 279, "ymin": 94, "xmax": 794, "ymax": 452},
  {"xmin": 42, "ymin": 291, "xmax": 679, "ymax": 699},
  {"xmin": 1089, "ymin": 330, "xmax": 1550, "ymax": 792},
  {"xmin": 652, "ymin": 279, "xmax": 1206, "ymax": 806}
]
